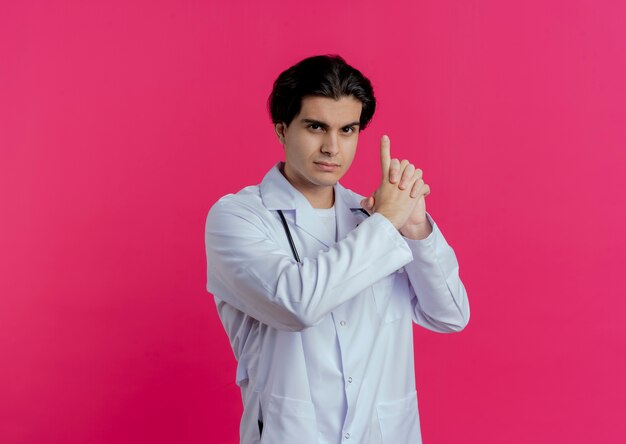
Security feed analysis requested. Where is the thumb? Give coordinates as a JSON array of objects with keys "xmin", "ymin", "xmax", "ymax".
[{"xmin": 360, "ymin": 196, "xmax": 375, "ymax": 212}]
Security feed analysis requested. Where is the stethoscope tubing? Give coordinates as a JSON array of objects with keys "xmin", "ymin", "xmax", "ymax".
[{"xmin": 276, "ymin": 208, "xmax": 370, "ymax": 263}]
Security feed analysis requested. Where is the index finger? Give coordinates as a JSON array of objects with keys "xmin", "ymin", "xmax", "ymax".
[{"xmin": 380, "ymin": 135, "xmax": 391, "ymax": 180}]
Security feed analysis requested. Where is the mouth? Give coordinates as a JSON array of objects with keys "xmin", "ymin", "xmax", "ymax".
[{"xmin": 314, "ymin": 161, "xmax": 341, "ymax": 172}]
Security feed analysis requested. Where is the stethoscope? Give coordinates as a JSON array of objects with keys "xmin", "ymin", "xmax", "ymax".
[{"xmin": 276, "ymin": 208, "xmax": 370, "ymax": 263}]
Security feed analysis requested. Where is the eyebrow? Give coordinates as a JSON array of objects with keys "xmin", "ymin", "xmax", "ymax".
[{"xmin": 301, "ymin": 118, "xmax": 360, "ymax": 129}]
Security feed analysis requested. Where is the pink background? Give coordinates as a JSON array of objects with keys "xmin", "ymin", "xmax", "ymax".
[{"xmin": 1, "ymin": 1, "xmax": 625, "ymax": 443}]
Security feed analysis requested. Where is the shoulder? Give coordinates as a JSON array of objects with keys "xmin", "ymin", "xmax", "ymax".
[
  {"xmin": 207, "ymin": 184, "xmax": 266, "ymax": 220},
  {"xmin": 336, "ymin": 183, "xmax": 366, "ymax": 208},
  {"xmin": 205, "ymin": 184, "xmax": 284, "ymax": 249},
  {"xmin": 344, "ymin": 187, "xmax": 366, "ymax": 202}
]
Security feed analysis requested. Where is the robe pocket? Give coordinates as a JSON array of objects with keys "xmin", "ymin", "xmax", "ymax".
[
  {"xmin": 260, "ymin": 394, "xmax": 319, "ymax": 444},
  {"xmin": 371, "ymin": 273, "xmax": 405, "ymax": 323},
  {"xmin": 376, "ymin": 391, "xmax": 422, "ymax": 443}
]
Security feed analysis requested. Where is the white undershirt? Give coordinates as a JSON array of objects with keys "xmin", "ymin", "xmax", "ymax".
[{"xmin": 314, "ymin": 206, "xmax": 337, "ymax": 244}]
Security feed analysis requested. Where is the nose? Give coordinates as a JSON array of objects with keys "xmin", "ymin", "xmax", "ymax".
[{"xmin": 321, "ymin": 132, "xmax": 339, "ymax": 157}]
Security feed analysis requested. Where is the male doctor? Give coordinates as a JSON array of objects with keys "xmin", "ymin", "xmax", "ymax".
[{"xmin": 205, "ymin": 55, "xmax": 469, "ymax": 444}]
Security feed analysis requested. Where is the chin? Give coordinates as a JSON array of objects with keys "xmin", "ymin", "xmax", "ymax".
[{"xmin": 313, "ymin": 173, "xmax": 341, "ymax": 186}]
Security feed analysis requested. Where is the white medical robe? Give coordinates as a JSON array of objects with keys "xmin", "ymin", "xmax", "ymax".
[{"xmin": 205, "ymin": 163, "xmax": 469, "ymax": 443}]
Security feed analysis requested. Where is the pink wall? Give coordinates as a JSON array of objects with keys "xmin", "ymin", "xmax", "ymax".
[{"xmin": 1, "ymin": 1, "xmax": 625, "ymax": 443}]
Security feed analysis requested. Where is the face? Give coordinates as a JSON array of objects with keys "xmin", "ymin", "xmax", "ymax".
[{"xmin": 276, "ymin": 95, "xmax": 362, "ymax": 207}]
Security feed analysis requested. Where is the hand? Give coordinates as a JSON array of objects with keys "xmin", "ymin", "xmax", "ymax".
[
  {"xmin": 360, "ymin": 135, "xmax": 421, "ymax": 229},
  {"xmin": 388, "ymin": 155, "xmax": 431, "ymax": 230},
  {"xmin": 361, "ymin": 136, "xmax": 432, "ymax": 239}
]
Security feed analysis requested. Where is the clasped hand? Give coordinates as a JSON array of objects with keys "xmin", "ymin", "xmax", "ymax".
[{"xmin": 360, "ymin": 135, "xmax": 432, "ymax": 240}]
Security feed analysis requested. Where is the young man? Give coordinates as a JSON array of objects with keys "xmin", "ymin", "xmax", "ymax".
[{"xmin": 205, "ymin": 55, "xmax": 469, "ymax": 444}]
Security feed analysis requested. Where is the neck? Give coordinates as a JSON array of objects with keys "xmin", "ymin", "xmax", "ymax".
[
  {"xmin": 304, "ymin": 187, "xmax": 335, "ymax": 209},
  {"xmin": 291, "ymin": 181, "xmax": 335, "ymax": 209},
  {"xmin": 280, "ymin": 165, "xmax": 335, "ymax": 209}
]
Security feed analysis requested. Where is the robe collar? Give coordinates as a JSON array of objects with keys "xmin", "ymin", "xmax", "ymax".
[{"xmin": 260, "ymin": 162, "xmax": 368, "ymax": 247}]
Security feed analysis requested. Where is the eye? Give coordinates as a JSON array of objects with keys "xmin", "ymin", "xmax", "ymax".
[
  {"xmin": 341, "ymin": 126, "xmax": 356, "ymax": 134},
  {"xmin": 308, "ymin": 123, "xmax": 324, "ymax": 132}
]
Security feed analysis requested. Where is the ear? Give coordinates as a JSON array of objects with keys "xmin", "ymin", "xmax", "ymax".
[{"xmin": 274, "ymin": 123, "xmax": 286, "ymax": 143}]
